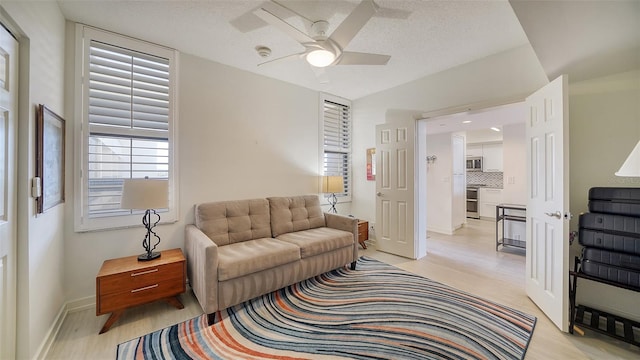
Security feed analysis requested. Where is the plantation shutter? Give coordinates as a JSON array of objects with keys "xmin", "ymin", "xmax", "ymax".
[
  {"xmin": 87, "ymin": 40, "xmax": 170, "ymax": 218},
  {"xmin": 323, "ymin": 99, "xmax": 350, "ymax": 196}
]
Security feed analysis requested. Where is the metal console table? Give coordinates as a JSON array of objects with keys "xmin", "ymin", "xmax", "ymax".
[{"xmin": 495, "ymin": 203, "xmax": 526, "ymax": 251}]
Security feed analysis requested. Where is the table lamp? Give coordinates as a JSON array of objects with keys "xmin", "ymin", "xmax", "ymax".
[
  {"xmin": 120, "ymin": 178, "xmax": 169, "ymax": 261},
  {"xmin": 322, "ymin": 175, "xmax": 344, "ymax": 214},
  {"xmin": 615, "ymin": 140, "xmax": 640, "ymax": 177}
]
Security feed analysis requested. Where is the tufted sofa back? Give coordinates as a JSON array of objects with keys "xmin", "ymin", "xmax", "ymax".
[
  {"xmin": 268, "ymin": 195, "xmax": 325, "ymax": 237},
  {"xmin": 195, "ymin": 198, "xmax": 272, "ymax": 246}
]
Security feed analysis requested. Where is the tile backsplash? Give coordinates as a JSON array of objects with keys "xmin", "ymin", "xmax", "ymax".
[{"xmin": 467, "ymin": 172, "xmax": 503, "ymax": 188}]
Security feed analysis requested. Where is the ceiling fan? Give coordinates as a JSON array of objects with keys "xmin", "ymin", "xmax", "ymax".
[{"xmin": 255, "ymin": 0, "xmax": 391, "ymax": 68}]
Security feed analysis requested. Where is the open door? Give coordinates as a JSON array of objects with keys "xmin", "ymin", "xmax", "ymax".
[
  {"xmin": 525, "ymin": 75, "xmax": 569, "ymax": 332},
  {"xmin": 375, "ymin": 119, "xmax": 416, "ymax": 259},
  {"xmin": 0, "ymin": 23, "xmax": 18, "ymax": 359}
]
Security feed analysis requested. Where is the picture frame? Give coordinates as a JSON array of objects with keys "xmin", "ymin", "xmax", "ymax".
[
  {"xmin": 36, "ymin": 104, "xmax": 65, "ymax": 213},
  {"xmin": 366, "ymin": 148, "xmax": 376, "ymax": 181}
]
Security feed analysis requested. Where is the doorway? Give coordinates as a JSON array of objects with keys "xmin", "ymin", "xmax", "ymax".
[{"xmin": 420, "ymin": 102, "xmax": 528, "ymax": 245}]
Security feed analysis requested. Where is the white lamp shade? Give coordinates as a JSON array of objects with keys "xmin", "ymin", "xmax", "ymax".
[
  {"xmin": 322, "ymin": 176, "xmax": 344, "ymax": 193},
  {"xmin": 615, "ymin": 140, "xmax": 640, "ymax": 177},
  {"xmin": 120, "ymin": 179, "xmax": 169, "ymax": 210}
]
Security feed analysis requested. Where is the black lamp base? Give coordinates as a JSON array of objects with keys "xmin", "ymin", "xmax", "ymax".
[
  {"xmin": 138, "ymin": 252, "xmax": 161, "ymax": 261},
  {"xmin": 327, "ymin": 192, "xmax": 338, "ymax": 214}
]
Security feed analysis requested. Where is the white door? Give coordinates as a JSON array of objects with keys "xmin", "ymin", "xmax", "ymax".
[
  {"xmin": 375, "ymin": 120, "xmax": 415, "ymax": 258},
  {"xmin": 0, "ymin": 24, "xmax": 18, "ymax": 359},
  {"xmin": 525, "ymin": 75, "xmax": 569, "ymax": 332}
]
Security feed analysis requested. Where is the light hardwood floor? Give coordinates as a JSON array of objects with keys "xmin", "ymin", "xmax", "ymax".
[{"xmin": 46, "ymin": 219, "xmax": 639, "ymax": 359}]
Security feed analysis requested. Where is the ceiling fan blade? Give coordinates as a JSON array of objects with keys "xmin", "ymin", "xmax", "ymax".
[
  {"xmin": 329, "ymin": 0, "xmax": 378, "ymax": 50},
  {"xmin": 337, "ymin": 51, "xmax": 390, "ymax": 65},
  {"xmin": 265, "ymin": 1, "xmax": 314, "ymax": 29},
  {"xmin": 254, "ymin": 7, "xmax": 316, "ymax": 45},
  {"xmin": 257, "ymin": 52, "xmax": 305, "ymax": 66},
  {"xmin": 376, "ymin": 6, "xmax": 412, "ymax": 20},
  {"xmin": 230, "ymin": 9, "xmax": 266, "ymax": 33},
  {"xmin": 230, "ymin": 1, "xmax": 314, "ymax": 33}
]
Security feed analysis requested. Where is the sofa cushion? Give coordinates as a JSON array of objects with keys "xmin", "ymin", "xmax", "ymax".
[
  {"xmin": 195, "ymin": 199, "xmax": 272, "ymax": 246},
  {"xmin": 276, "ymin": 227, "xmax": 354, "ymax": 258},
  {"xmin": 217, "ymin": 237, "xmax": 301, "ymax": 281},
  {"xmin": 268, "ymin": 195, "xmax": 325, "ymax": 237}
]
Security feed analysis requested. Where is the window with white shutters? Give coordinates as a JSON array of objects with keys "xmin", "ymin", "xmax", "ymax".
[
  {"xmin": 75, "ymin": 26, "xmax": 177, "ymax": 231},
  {"xmin": 321, "ymin": 95, "xmax": 351, "ymax": 200}
]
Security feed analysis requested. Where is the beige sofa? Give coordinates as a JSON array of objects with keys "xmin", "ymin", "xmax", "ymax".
[{"xmin": 185, "ymin": 195, "xmax": 359, "ymax": 324}]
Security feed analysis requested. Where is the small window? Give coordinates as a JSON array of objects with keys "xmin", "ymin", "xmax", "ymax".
[
  {"xmin": 75, "ymin": 25, "xmax": 178, "ymax": 231},
  {"xmin": 320, "ymin": 94, "xmax": 351, "ymax": 201}
]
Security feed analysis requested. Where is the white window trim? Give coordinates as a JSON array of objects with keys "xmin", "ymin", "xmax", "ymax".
[
  {"xmin": 318, "ymin": 93, "xmax": 352, "ymax": 203},
  {"xmin": 73, "ymin": 24, "xmax": 179, "ymax": 232}
]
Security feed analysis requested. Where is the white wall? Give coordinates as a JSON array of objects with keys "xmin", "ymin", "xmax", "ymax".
[
  {"xmin": 62, "ymin": 47, "xmax": 329, "ymax": 301},
  {"xmin": 568, "ymin": 70, "xmax": 640, "ymax": 321},
  {"xmin": 501, "ymin": 123, "xmax": 527, "ymax": 204},
  {"xmin": 425, "ymin": 133, "xmax": 453, "ymax": 234},
  {"xmin": 351, "ymin": 45, "xmax": 548, "ymax": 224},
  {"xmin": 0, "ymin": 2, "xmax": 66, "ymax": 358}
]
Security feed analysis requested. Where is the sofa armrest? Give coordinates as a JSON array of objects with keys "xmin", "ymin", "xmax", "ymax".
[
  {"xmin": 185, "ymin": 224, "xmax": 219, "ymax": 314},
  {"xmin": 325, "ymin": 213, "xmax": 359, "ymax": 263}
]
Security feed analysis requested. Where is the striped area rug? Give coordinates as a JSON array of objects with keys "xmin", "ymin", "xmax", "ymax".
[{"xmin": 118, "ymin": 257, "xmax": 536, "ymax": 360}]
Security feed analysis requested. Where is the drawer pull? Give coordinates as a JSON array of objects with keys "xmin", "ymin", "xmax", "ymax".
[
  {"xmin": 131, "ymin": 284, "xmax": 158, "ymax": 293},
  {"xmin": 131, "ymin": 268, "xmax": 159, "ymax": 277}
]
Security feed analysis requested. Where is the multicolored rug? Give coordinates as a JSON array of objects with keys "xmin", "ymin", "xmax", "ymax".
[{"xmin": 117, "ymin": 257, "xmax": 536, "ymax": 360}]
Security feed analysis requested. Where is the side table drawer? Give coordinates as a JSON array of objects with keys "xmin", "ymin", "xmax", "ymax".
[
  {"xmin": 95, "ymin": 248, "xmax": 186, "ymax": 333},
  {"xmin": 358, "ymin": 221, "xmax": 368, "ymax": 242},
  {"xmin": 98, "ymin": 261, "xmax": 184, "ymax": 294},
  {"xmin": 98, "ymin": 277, "xmax": 185, "ymax": 314}
]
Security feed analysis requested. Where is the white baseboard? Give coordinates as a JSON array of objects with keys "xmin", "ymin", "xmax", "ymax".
[
  {"xmin": 33, "ymin": 296, "xmax": 96, "ymax": 360},
  {"xmin": 427, "ymin": 226, "xmax": 454, "ymax": 235},
  {"xmin": 67, "ymin": 295, "xmax": 96, "ymax": 313},
  {"xmin": 33, "ymin": 303, "xmax": 67, "ymax": 360}
]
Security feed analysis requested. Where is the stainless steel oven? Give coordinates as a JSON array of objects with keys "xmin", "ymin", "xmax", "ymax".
[{"xmin": 466, "ymin": 186, "xmax": 479, "ymax": 219}]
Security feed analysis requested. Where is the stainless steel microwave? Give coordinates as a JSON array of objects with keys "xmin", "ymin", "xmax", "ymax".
[{"xmin": 466, "ymin": 156, "xmax": 482, "ymax": 171}]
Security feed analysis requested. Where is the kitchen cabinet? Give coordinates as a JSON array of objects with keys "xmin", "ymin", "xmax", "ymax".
[
  {"xmin": 479, "ymin": 188, "xmax": 502, "ymax": 220},
  {"xmin": 482, "ymin": 143, "xmax": 503, "ymax": 172},
  {"xmin": 466, "ymin": 143, "xmax": 503, "ymax": 172},
  {"xmin": 466, "ymin": 144, "xmax": 483, "ymax": 157}
]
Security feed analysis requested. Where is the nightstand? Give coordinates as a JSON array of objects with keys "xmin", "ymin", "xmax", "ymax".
[
  {"xmin": 96, "ymin": 248, "xmax": 186, "ymax": 334},
  {"xmin": 357, "ymin": 220, "xmax": 369, "ymax": 249}
]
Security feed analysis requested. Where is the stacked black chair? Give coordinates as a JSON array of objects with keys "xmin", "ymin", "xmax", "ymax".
[{"xmin": 569, "ymin": 187, "xmax": 640, "ymax": 346}]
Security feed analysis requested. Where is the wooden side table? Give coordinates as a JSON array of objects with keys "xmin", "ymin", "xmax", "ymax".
[
  {"xmin": 357, "ymin": 220, "xmax": 369, "ymax": 249},
  {"xmin": 96, "ymin": 248, "xmax": 186, "ymax": 334}
]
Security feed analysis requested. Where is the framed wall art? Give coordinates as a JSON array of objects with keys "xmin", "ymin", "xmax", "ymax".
[
  {"xmin": 366, "ymin": 148, "xmax": 376, "ymax": 181},
  {"xmin": 36, "ymin": 104, "xmax": 65, "ymax": 213}
]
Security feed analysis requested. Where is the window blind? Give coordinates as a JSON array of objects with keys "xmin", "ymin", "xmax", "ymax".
[
  {"xmin": 323, "ymin": 99, "xmax": 351, "ymax": 196},
  {"xmin": 87, "ymin": 40, "xmax": 170, "ymax": 218},
  {"xmin": 89, "ymin": 41, "xmax": 169, "ymax": 131}
]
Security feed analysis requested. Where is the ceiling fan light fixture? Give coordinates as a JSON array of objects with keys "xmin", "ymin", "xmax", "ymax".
[{"xmin": 306, "ymin": 49, "xmax": 336, "ymax": 67}]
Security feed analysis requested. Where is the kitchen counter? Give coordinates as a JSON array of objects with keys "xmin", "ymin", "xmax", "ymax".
[{"xmin": 467, "ymin": 184, "xmax": 503, "ymax": 189}]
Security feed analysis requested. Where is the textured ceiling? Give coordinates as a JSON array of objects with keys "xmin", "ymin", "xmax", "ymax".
[
  {"xmin": 57, "ymin": 0, "xmax": 530, "ymax": 100},
  {"xmin": 56, "ymin": 0, "xmax": 640, "ymax": 100}
]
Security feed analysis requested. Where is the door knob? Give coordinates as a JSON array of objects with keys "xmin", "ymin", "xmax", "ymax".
[
  {"xmin": 376, "ymin": 192, "xmax": 383, "ymax": 197},
  {"xmin": 545, "ymin": 211, "xmax": 562, "ymax": 219}
]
